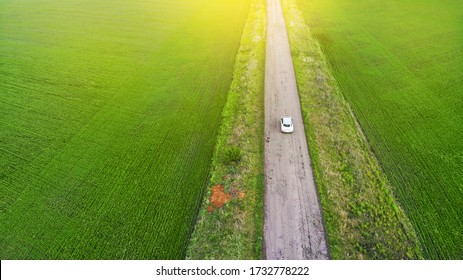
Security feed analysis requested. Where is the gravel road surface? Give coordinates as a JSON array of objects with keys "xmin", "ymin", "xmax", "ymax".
[{"xmin": 263, "ymin": 0, "xmax": 329, "ymax": 260}]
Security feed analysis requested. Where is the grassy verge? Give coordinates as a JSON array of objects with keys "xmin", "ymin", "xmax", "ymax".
[
  {"xmin": 186, "ymin": 0, "xmax": 266, "ymax": 259},
  {"xmin": 281, "ymin": 0, "xmax": 423, "ymax": 259}
]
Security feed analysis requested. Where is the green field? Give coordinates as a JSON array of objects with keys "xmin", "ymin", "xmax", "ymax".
[
  {"xmin": 297, "ymin": 0, "xmax": 463, "ymax": 258},
  {"xmin": 0, "ymin": 0, "xmax": 251, "ymax": 259}
]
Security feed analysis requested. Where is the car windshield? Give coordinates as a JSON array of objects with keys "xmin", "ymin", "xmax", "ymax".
[{"xmin": 282, "ymin": 118, "xmax": 291, "ymax": 125}]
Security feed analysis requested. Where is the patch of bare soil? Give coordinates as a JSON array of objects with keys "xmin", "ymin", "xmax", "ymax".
[{"xmin": 207, "ymin": 184, "xmax": 245, "ymax": 212}]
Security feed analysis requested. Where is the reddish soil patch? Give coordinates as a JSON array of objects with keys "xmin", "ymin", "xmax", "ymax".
[
  {"xmin": 208, "ymin": 184, "xmax": 246, "ymax": 212},
  {"xmin": 210, "ymin": 184, "xmax": 230, "ymax": 208}
]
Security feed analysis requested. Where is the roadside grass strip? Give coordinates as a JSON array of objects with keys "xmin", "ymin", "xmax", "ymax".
[
  {"xmin": 187, "ymin": 0, "xmax": 266, "ymax": 260},
  {"xmin": 281, "ymin": 0, "xmax": 423, "ymax": 259}
]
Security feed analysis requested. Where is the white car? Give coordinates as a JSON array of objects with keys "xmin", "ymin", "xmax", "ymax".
[{"xmin": 280, "ymin": 116, "xmax": 294, "ymax": 133}]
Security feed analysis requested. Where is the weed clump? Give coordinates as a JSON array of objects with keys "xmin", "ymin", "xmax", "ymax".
[{"xmin": 223, "ymin": 146, "xmax": 242, "ymax": 164}]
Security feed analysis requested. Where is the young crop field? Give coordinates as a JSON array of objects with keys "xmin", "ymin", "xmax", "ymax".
[
  {"xmin": 0, "ymin": 0, "xmax": 251, "ymax": 259},
  {"xmin": 297, "ymin": 0, "xmax": 463, "ymax": 258}
]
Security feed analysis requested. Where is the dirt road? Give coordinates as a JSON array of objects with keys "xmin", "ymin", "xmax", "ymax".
[{"xmin": 263, "ymin": 0, "xmax": 328, "ymax": 259}]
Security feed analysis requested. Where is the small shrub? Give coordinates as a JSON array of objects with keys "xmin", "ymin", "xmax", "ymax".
[{"xmin": 223, "ymin": 146, "xmax": 242, "ymax": 164}]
